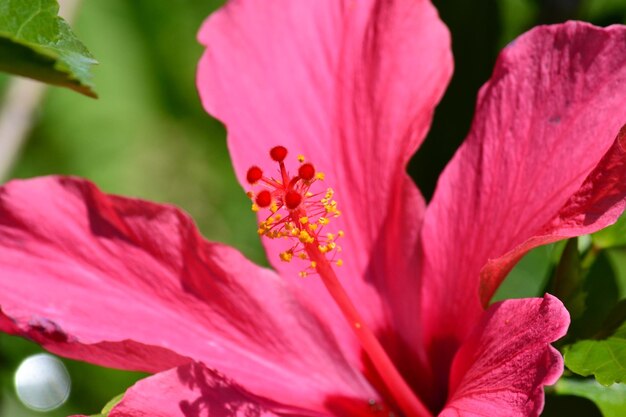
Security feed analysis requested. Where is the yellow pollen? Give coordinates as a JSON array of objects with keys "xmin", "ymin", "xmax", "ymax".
[
  {"xmin": 309, "ymin": 223, "xmax": 318, "ymax": 230},
  {"xmin": 298, "ymin": 252, "xmax": 308, "ymax": 260},
  {"xmin": 297, "ymin": 154, "xmax": 305, "ymax": 162},
  {"xmin": 319, "ymin": 217, "xmax": 329, "ymax": 225},
  {"xmin": 299, "ymin": 216, "xmax": 309, "ymax": 224},
  {"xmin": 279, "ymin": 251, "xmax": 293, "ymax": 262},
  {"xmin": 290, "ymin": 228, "xmax": 300, "ymax": 236},
  {"xmin": 318, "ymin": 244, "xmax": 329, "ymax": 253},
  {"xmin": 299, "ymin": 230, "xmax": 314, "ymax": 244},
  {"xmin": 327, "ymin": 242, "xmax": 337, "ymax": 250},
  {"xmin": 327, "ymin": 233, "xmax": 335, "ymax": 241},
  {"xmin": 285, "ymin": 222, "xmax": 294, "ymax": 230},
  {"xmin": 251, "ymin": 204, "xmax": 260, "ymax": 212},
  {"xmin": 305, "ymin": 191, "xmax": 313, "ymax": 197},
  {"xmin": 336, "ymin": 259, "xmax": 344, "ymax": 267},
  {"xmin": 338, "ymin": 230, "xmax": 345, "ymax": 238},
  {"xmin": 270, "ymin": 203, "xmax": 278, "ymax": 213},
  {"xmin": 316, "ymin": 172, "xmax": 325, "ymax": 180},
  {"xmin": 299, "ymin": 271, "xmax": 308, "ymax": 278},
  {"xmin": 310, "ymin": 261, "xmax": 317, "ymax": 268}
]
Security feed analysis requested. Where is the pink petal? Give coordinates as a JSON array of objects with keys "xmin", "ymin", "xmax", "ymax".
[
  {"xmin": 440, "ymin": 295, "xmax": 569, "ymax": 417},
  {"xmin": 0, "ymin": 176, "xmax": 376, "ymax": 413},
  {"xmin": 108, "ymin": 362, "xmax": 321, "ymax": 417},
  {"xmin": 420, "ymin": 22, "xmax": 626, "ymax": 369},
  {"xmin": 197, "ymin": 0, "xmax": 452, "ymax": 372}
]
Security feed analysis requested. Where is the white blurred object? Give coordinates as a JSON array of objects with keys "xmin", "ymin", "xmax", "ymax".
[{"xmin": 14, "ymin": 353, "xmax": 71, "ymax": 411}]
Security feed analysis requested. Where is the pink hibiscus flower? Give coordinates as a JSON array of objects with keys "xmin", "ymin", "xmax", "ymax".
[{"xmin": 2, "ymin": 1, "xmax": 626, "ymax": 416}]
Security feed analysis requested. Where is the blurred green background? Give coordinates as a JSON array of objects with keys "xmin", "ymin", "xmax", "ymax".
[{"xmin": 1, "ymin": 0, "xmax": 626, "ymax": 416}]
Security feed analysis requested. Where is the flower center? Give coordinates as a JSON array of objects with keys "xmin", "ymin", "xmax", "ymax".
[
  {"xmin": 246, "ymin": 147, "xmax": 432, "ymax": 417},
  {"xmin": 246, "ymin": 146, "xmax": 343, "ymax": 277}
]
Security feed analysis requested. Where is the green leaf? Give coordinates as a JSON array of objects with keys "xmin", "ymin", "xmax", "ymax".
[
  {"xmin": 593, "ymin": 213, "xmax": 626, "ymax": 249},
  {"xmin": 491, "ymin": 244, "xmax": 553, "ymax": 302},
  {"xmin": 555, "ymin": 378, "xmax": 626, "ymax": 417},
  {"xmin": 607, "ymin": 249, "xmax": 626, "ymax": 299},
  {"xmin": 0, "ymin": 0, "xmax": 97, "ymax": 97},
  {"xmin": 552, "ymin": 238, "xmax": 587, "ymax": 320},
  {"xmin": 564, "ymin": 319, "xmax": 626, "ymax": 385},
  {"xmin": 90, "ymin": 393, "xmax": 124, "ymax": 417},
  {"xmin": 569, "ymin": 252, "xmax": 621, "ymax": 341}
]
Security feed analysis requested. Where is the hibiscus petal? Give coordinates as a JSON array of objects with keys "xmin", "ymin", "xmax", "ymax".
[
  {"xmin": 440, "ymin": 295, "xmax": 569, "ymax": 417},
  {"xmin": 106, "ymin": 362, "xmax": 321, "ymax": 417},
  {"xmin": 197, "ymin": 0, "xmax": 452, "ymax": 380},
  {"xmin": 0, "ymin": 176, "xmax": 376, "ymax": 413},
  {"xmin": 420, "ymin": 22, "xmax": 626, "ymax": 362}
]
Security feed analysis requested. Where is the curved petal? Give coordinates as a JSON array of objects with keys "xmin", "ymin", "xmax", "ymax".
[
  {"xmin": 197, "ymin": 0, "xmax": 452, "ymax": 371},
  {"xmin": 420, "ymin": 22, "xmax": 626, "ymax": 370},
  {"xmin": 439, "ymin": 295, "xmax": 569, "ymax": 417},
  {"xmin": 0, "ymin": 176, "xmax": 377, "ymax": 413},
  {"xmin": 108, "ymin": 362, "xmax": 323, "ymax": 417}
]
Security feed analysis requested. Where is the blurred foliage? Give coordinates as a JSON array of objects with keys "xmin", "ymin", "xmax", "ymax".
[
  {"xmin": 555, "ymin": 379, "xmax": 626, "ymax": 417},
  {"xmin": 0, "ymin": 0, "xmax": 97, "ymax": 97},
  {"xmin": 0, "ymin": 0, "xmax": 626, "ymax": 416}
]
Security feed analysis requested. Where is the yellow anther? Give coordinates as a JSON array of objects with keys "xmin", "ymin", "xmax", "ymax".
[
  {"xmin": 310, "ymin": 261, "xmax": 317, "ymax": 268},
  {"xmin": 274, "ymin": 214, "xmax": 282, "ymax": 221},
  {"xmin": 326, "ymin": 233, "xmax": 335, "ymax": 241},
  {"xmin": 285, "ymin": 222, "xmax": 294, "ymax": 230},
  {"xmin": 309, "ymin": 223, "xmax": 318, "ymax": 230},
  {"xmin": 299, "ymin": 271, "xmax": 308, "ymax": 278},
  {"xmin": 327, "ymin": 242, "xmax": 337, "ymax": 250},
  {"xmin": 279, "ymin": 251, "xmax": 293, "ymax": 262},
  {"xmin": 318, "ymin": 244, "xmax": 328, "ymax": 253},
  {"xmin": 297, "ymin": 154, "xmax": 305, "ymax": 163},
  {"xmin": 266, "ymin": 217, "xmax": 274, "ymax": 225},
  {"xmin": 319, "ymin": 217, "xmax": 329, "ymax": 225},
  {"xmin": 251, "ymin": 204, "xmax": 259, "ymax": 212},
  {"xmin": 336, "ymin": 259, "xmax": 344, "ymax": 267},
  {"xmin": 299, "ymin": 216, "xmax": 309, "ymax": 224},
  {"xmin": 299, "ymin": 230, "xmax": 314, "ymax": 244},
  {"xmin": 246, "ymin": 191, "xmax": 254, "ymax": 198},
  {"xmin": 298, "ymin": 252, "xmax": 308, "ymax": 260},
  {"xmin": 270, "ymin": 203, "xmax": 278, "ymax": 213},
  {"xmin": 337, "ymin": 230, "xmax": 345, "ymax": 238},
  {"xmin": 291, "ymin": 228, "xmax": 300, "ymax": 236},
  {"xmin": 305, "ymin": 192, "xmax": 313, "ymax": 198},
  {"xmin": 316, "ymin": 172, "xmax": 325, "ymax": 181}
]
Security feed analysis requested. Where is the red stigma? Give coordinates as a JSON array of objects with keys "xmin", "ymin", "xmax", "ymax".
[
  {"xmin": 255, "ymin": 190, "xmax": 272, "ymax": 208},
  {"xmin": 298, "ymin": 163, "xmax": 315, "ymax": 181},
  {"xmin": 284, "ymin": 190, "xmax": 302, "ymax": 209},
  {"xmin": 246, "ymin": 166, "xmax": 263, "ymax": 184},
  {"xmin": 270, "ymin": 146, "xmax": 288, "ymax": 162}
]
